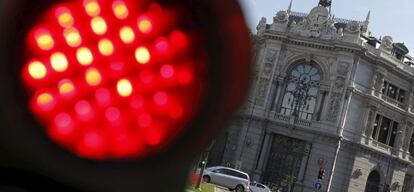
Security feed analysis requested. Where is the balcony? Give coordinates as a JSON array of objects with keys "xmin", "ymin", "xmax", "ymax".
[
  {"xmin": 380, "ymin": 94, "xmax": 407, "ymax": 110},
  {"xmin": 240, "ymin": 107, "xmax": 337, "ymax": 137}
]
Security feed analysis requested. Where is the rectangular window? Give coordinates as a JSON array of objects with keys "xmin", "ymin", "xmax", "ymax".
[
  {"xmin": 402, "ymin": 174, "xmax": 413, "ymax": 192},
  {"xmin": 372, "ymin": 114, "xmax": 399, "ymax": 147},
  {"xmin": 382, "ymin": 81, "xmax": 406, "ymax": 103},
  {"xmin": 378, "ymin": 117, "xmax": 390, "ymax": 144}
]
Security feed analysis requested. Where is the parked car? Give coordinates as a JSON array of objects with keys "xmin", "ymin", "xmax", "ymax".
[
  {"xmin": 202, "ymin": 166, "xmax": 250, "ymax": 192},
  {"xmin": 249, "ymin": 182, "xmax": 271, "ymax": 192}
]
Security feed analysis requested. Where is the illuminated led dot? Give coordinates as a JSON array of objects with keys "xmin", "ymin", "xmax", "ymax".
[
  {"xmin": 75, "ymin": 100, "xmax": 92, "ymax": 116},
  {"xmin": 54, "ymin": 113, "xmax": 73, "ymax": 130},
  {"xmin": 135, "ymin": 47, "xmax": 150, "ymax": 64},
  {"xmin": 119, "ymin": 26, "xmax": 135, "ymax": 44},
  {"xmin": 28, "ymin": 61, "xmax": 47, "ymax": 79},
  {"xmin": 84, "ymin": 0, "xmax": 100, "ymax": 16},
  {"xmin": 138, "ymin": 114, "xmax": 152, "ymax": 127},
  {"xmin": 137, "ymin": 17, "xmax": 152, "ymax": 34},
  {"xmin": 35, "ymin": 30, "xmax": 54, "ymax": 50},
  {"xmin": 105, "ymin": 107, "xmax": 121, "ymax": 121},
  {"xmin": 154, "ymin": 91, "xmax": 168, "ymax": 105},
  {"xmin": 91, "ymin": 16, "xmax": 107, "ymax": 35},
  {"xmin": 57, "ymin": 11, "xmax": 74, "ymax": 28},
  {"xmin": 160, "ymin": 64, "xmax": 174, "ymax": 78},
  {"xmin": 50, "ymin": 52, "xmax": 68, "ymax": 72},
  {"xmin": 113, "ymin": 1, "xmax": 129, "ymax": 19},
  {"xmin": 64, "ymin": 28, "xmax": 82, "ymax": 47},
  {"xmin": 36, "ymin": 93, "xmax": 55, "ymax": 110},
  {"xmin": 117, "ymin": 79, "xmax": 133, "ymax": 97},
  {"xmin": 85, "ymin": 68, "xmax": 102, "ymax": 86},
  {"xmin": 76, "ymin": 47, "xmax": 93, "ymax": 66},
  {"xmin": 58, "ymin": 79, "xmax": 75, "ymax": 96},
  {"xmin": 98, "ymin": 39, "xmax": 114, "ymax": 56}
]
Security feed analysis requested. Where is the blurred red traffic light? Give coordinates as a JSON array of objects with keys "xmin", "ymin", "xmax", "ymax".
[
  {"xmin": 0, "ymin": 0, "xmax": 251, "ymax": 191},
  {"xmin": 21, "ymin": 0, "xmax": 208, "ymax": 160}
]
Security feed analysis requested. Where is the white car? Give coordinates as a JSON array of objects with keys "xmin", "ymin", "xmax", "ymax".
[
  {"xmin": 249, "ymin": 182, "xmax": 271, "ymax": 192},
  {"xmin": 203, "ymin": 166, "xmax": 250, "ymax": 192}
]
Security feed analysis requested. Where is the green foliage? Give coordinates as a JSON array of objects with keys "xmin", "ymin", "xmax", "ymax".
[{"xmin": 186, "ymin": 183, "xmax": 215, "ymax": 192}]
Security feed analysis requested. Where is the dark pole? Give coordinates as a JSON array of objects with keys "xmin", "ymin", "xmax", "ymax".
[
  {"xmin": 195, "ymin": 152, "xmax": 208, "ymax": 190},
  {"xmin": 195, "ymin": 141, "xmax": 215, "ymax": 190}
]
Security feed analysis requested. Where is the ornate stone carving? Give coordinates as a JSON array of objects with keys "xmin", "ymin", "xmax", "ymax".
[
  {"xmin": 275, "ymin": 11, "xmax": 289, "ymax": 23},
  {"xmin": 290, "ymin": 6, "xmax": 339, "ymax": 39},
  {"xmin": 379, "ymin": 36, "xmax": 393, "ymax": 52},
  {"xmin": 255, "ymin": 50, "xmax": 278, "ymax": 106},
  {"xmin": 326, "ymin": 61, "xmax": 351, "ymax": 122},
  {"xmin": 265, "ymin": 50, "xmax": 277, "ymax": 63},
  {"xmin": 256, "ymin": 78, "xmax": 269, "ymax": 106},
  {"xmin": 337, "ymin": 62, "xmax": 350, "ymax": 76},
  {"xmin": 262, "ymin": 63, "xmax": 273, "ymax": 78},
  {"xmin": 326, "ymin": 93, "xmax": 341, "ymax": 122},
  {"xmin": 345, "ymin": 21, "xmax": 360, "ymax": 33},
  {"xmin": 257, "ymin": 17, "xmax": 267, "ymax": 36},
  {"xmin": 334, "ymin": 76, "xmax": 346, "ymax": 92}
]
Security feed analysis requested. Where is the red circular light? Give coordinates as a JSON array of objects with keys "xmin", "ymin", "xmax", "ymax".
[{"xmin": 21, "ymin": 0, "xmax": 207, "ymax": 160}]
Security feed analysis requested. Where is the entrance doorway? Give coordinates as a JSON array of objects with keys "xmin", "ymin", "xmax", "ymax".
[
  {"xmin": 365, "ymin": 170, "xmax": 381, "ymax": 192},
  {"xmin": 262, "ymin": 134, "xmax": 308, "ymax": 192}
]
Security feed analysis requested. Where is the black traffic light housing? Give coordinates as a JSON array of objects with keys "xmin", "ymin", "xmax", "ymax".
[{"xmin": 0, "ymin": 0, "xmax": 252, "ymax": 191}]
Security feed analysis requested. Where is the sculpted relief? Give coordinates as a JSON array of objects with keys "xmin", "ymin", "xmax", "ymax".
[
  {"xmin": 275, "ymin": 11, "xmax": 289, "ymax": 23},
  {"xmin": 326, "ymin": 61, "xmax": 351, "ymax": 123},
  {"xmin": 255, "ymin": 49, "xmax": 278, "ymax": 106},
  {"xmin": 290, "ymin": 6, "xmax": 339, "ymax": 39}
]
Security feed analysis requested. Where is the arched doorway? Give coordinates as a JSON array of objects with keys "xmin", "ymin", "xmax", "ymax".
[{"xmin": 365, "ymin": 170, "xmax": 381, "ymax": 192}]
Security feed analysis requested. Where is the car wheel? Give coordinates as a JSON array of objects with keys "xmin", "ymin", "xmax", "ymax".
[
  {"xmin": 202, "ymin": 175, "xmax": 211, "ymax": 183},
  {"xmin": 235, "ymin": 185, "xmax": 244, "ymax": 192}
]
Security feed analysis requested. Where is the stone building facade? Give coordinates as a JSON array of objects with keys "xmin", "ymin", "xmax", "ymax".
[{"xmin": 208, "ymin": 1, "xmax": 414, "ymax": 191}]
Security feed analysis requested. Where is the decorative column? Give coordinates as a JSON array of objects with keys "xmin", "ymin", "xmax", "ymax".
[
  {"xmin": 256, "ymin": 133, "xmax": 272, "ymax": 172},
  {"xmin": 375, "ymin": 72, "xmax": 385, "ymax": 97},
  {"xmin": 370, "ymin": 72, "xmax": 378, "ymax": 96},
  {"xmin": 360, "ymin": 104, "xmax": 371, "ymax": 137},
  {"xmin": 274, "ymin": 75, "xmax": 287, "ymax": 113},
  {"xmin": 407, "ymin": 85, "xmax": 414, "ymax": 113},
  {"xmin": 403, "ymin": 123, "xmax": 414, "ymax": 158},
  {"xmin": 364, "ymin": 105, "xmax": 378, "ymax": 143},
  {"xmin": 393, "ymin": 121, "xmax": 407, "ymax": 156},
  {"xmin": 270, "ymin": 76, "xmax": 285, "ymax": 111},
  {"xmin": 312, "ymin": 83, "xmax": 329, "ymax": 121}
]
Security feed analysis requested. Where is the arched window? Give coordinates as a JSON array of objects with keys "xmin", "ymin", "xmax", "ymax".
[
  {"xmin": 365, "ymin": 170, "xmax": 381, "ymax": 192},
  {"xmin": 280, "ymin": 63, "xmax": 321, "ymax": 120}
]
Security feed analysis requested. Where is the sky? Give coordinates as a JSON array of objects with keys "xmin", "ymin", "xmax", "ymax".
[{"xmin": 238, "ymin": 0, "xmax": 414, "ymax": 53}]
